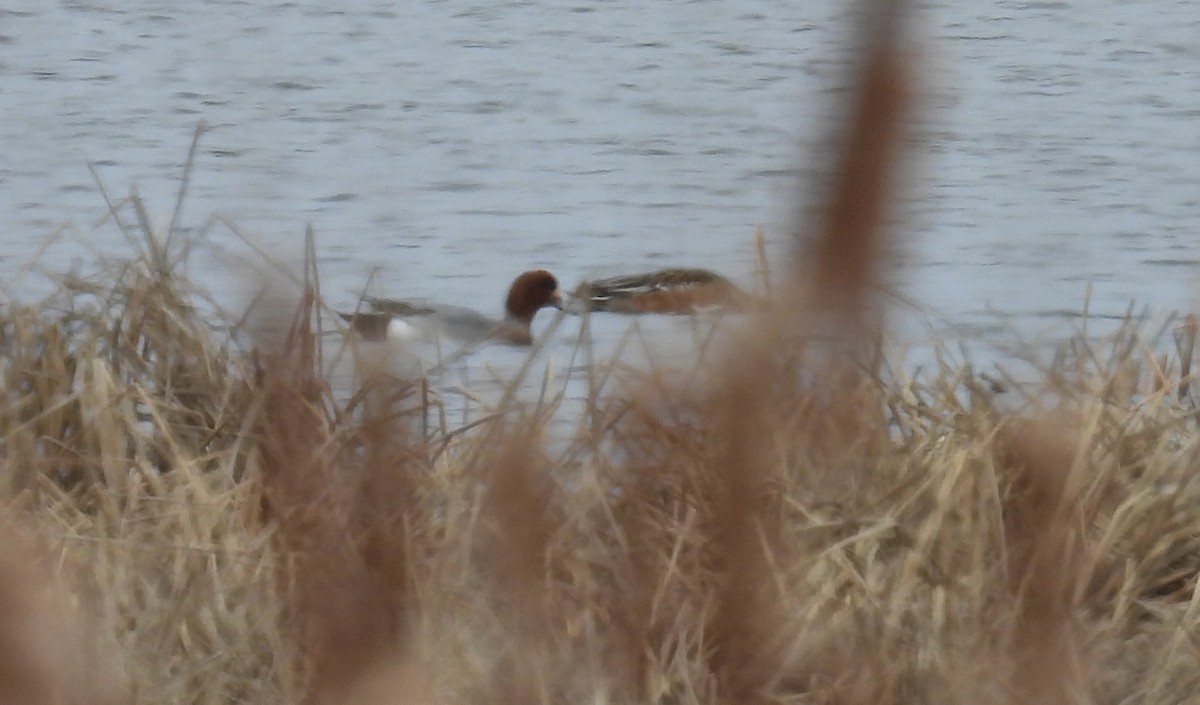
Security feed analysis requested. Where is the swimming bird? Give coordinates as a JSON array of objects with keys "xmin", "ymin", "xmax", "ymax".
[
  {"xmin": 571, "ymin": 268, "xmax": 750, "ymax": 314},
  {"xmin": 341, "ymin": 269, "xmax": 564, "ymax": 345}
]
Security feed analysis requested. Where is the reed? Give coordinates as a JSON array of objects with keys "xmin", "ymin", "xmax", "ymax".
[{"xmin": 3, "ymin": 1, "xmax": 1199, "ymax": 704}]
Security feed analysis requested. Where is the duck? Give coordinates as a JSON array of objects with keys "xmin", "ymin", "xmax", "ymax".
[
  {"xmin": 571, "ymin": 268, "xmax": 750, "ymax": 314},
  {"xmin": 340, "ymin": 269, "xmax": 563, "ymax": 346}
]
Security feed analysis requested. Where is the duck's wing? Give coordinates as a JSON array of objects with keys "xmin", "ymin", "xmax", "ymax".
[
  {"xmin": 578, "ymin": 268, "xmax": 727, "ymax": 298},
  {"xmin": 345, "ymin": 297, "xmax": 501, "ymax": 346},
  {"xmin": 365, "ymin": 296, "xmax": 439, "ymax": 317},
  {"xmin": 574, "ymin": 268, "xmax": 741, "ymax": 313}
]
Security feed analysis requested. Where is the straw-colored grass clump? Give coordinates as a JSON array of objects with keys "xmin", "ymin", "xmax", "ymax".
[
  {"xmin": 4, "ymin": 229, "xmax": 1200, "ymax": 705},
  {"xmin": 3, "ymin": 4, "xmax": 1199, "ymax": 705}
]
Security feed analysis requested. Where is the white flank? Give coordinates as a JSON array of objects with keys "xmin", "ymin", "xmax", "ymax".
[{"xmin": 387, "ymin": 318, "xmax": 421, "ymax": 342}]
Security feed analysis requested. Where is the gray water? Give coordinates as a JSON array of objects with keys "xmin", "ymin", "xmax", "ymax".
[{"xmin": 3, "ymin": 0, "xmax": 1200, "ymax": 390}]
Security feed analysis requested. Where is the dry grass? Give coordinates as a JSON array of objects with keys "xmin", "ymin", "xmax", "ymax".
[{"xmin": 3, "ymin": 2, "xmax": 1200, "ymax": 704}]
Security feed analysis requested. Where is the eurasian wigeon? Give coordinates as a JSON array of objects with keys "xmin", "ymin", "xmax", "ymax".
[
  {"xmin": 571, "ymin": 268, "xmax": 750, "ymax": 314},
  {"xmin": 340, "ymin": 269, "xmax": 564, "ymax": 346}
]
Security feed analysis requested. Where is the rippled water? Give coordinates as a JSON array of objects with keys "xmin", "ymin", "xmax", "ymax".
[{"xmin": 3, "ymin": 0, "xmax": 1199, "ymax": 382}]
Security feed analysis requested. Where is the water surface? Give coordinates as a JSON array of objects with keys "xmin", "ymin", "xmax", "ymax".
[{"xmin": 3, "ymin": 0, "xmax": 1199, "ymax": 390}]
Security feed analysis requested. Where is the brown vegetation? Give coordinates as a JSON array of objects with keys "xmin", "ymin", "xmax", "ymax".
[{"xmin": 3, "ymin": 2, "xmax": 1199, "ymax": 704}]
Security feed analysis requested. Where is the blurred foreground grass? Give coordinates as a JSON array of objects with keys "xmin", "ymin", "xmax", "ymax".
[
  {"xmin": 6, "ymin": 207, "xmax": 1200, "ymax": 705},
  {"xmin": 3, "ymin": 4, "xmax": 1199, "ymax": 705}
]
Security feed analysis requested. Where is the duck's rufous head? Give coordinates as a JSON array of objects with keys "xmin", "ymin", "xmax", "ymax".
[{"xmin": 504, "ymin": 269, "xmax": 563, "ymax": 323}]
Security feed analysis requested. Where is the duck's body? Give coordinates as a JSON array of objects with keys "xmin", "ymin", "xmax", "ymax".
[
  {"xmin": 572, "ymin": 268, "xmax": 749, "ymax": 314},
  {"xmin": 341, "ymin": 270, "xmax": 563, "ymax": 346}
]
